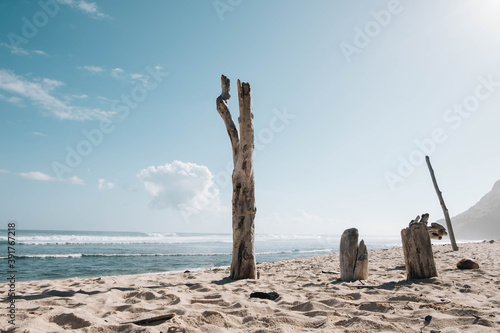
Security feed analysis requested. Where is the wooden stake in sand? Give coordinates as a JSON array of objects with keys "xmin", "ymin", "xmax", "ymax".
[
  {"xmin": 425, "ymin": 156, "xmax": 458, "ymax": 251},
  {"xmin": 216, "ymin": 75, "xmax": 257, "ymax": 279},
  {"xmin": 340, "ymin": 228, "xmax": 368, "ymax": 281},
  {"xmin": 401, "ymin": 216, "xmax": 438, "ymax": 280}
]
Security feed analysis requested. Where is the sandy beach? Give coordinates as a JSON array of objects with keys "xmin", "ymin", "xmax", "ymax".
[{"xmin": 2, "ymin": 241, "xmax": 499, "ymax": 332}]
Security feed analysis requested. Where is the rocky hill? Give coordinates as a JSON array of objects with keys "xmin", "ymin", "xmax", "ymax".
[{"xmin": 436, "ymin": 180, "xmax": 500, "ymax": 240}]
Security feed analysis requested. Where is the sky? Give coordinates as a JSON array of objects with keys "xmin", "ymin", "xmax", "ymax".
[{"xmin": 1, "ymin": 0, "xmax": 499, "ymax": 237}]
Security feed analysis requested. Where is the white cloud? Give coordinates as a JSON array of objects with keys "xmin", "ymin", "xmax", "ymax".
[
  {"xmin": 0, "ymin": 43, "xmax": 29, "ymax": 55},
  {"xmin": 130, "ymin": 73, "xmax": 149, "ymax": 86},
  {"xmin": 0, "ymin": 69, "xmax": 114, "ymax": 121},
  {"xmin": 0, "ymin": 43, "xmax": 49, "ymax": 57},
  {"xmin": 0, "ymin": 93, "xmax": 24, "ymax": 106},
  {"xmin": 8, "ymin": 96, "xmax": 23, "ymax": 104},
  {"xmin": 58, "ymin": 0, "xmax": 111, "ymax": 20},
  {"xmin": 0, "ymin": 169, "xmax": 10, "ymax": 173},
  {"xmin": 130, "ymin": 73, "xmax": 146, "ymax": 85},
  {"xmin": 33, "ymin": 50, "xmax": 49, "ymax": 56},
  {"xmin": 130, "ymin": 72, "xmax": 159, "ymax": 88},
  {"xmin": 31, "ymin": 132, "xmax": 47, "ymax": 137},
  {"xmin": 111, "ymin": 68, "xmax": 125, "ymax": 79},
  {"xmin": 17, "ymin": 171, "xmax": 84, "ymax": 185},
  {"xmin": 80, "ymin": 65, "xmax": 165, "ymax": 86},
  {"xmin": 97, "ymin": 178, "xmax": 114, "ymax": 190},
  {"xmin": 71, "ymin": 94, "xmax": 88, "ymax": 99},
  {"xmin": 18, "ymin": 171, "xmax": 56, "ymax": 181},
  {"xmin": 137, "ymin": 161, "xmax": 221, "ymax": 212},
  {"xmin": 42, "ymin": 78, "xmax": 65, "ymax": 90},
  {"xmin": 79, "ymin": 65, "xmax": 104, "ymax": 74},
  {"xmin": 66, "ymin": 176, "xmax": 85, "ymax": 185}
]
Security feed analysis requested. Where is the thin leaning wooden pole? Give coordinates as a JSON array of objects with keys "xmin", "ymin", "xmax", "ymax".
[{"xmin": 425, "ymin": 156, "xmax": 458, "ymax": 251}]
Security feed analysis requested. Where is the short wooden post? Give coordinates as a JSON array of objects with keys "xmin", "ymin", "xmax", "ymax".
[
  {"xmin": 340, "ymin": 228, "xmax": 368, "ymax": 281},
  {"xmin": 401, "ymin": 216, "xmax": 438, "ymax": 280}
]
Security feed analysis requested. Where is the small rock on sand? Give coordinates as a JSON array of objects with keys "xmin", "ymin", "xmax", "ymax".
[{"xmin": 456, "ymin": 258, "xmax": 479, "ymax": 269}]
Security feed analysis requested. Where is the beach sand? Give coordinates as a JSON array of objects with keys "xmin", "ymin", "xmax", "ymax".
[{"xmin": 1, "ymin": 241, "xmax": 499, "ymax": 332}]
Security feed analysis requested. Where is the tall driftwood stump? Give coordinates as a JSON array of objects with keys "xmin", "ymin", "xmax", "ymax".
[
  {"xmin": 216, "ymin": 75, "xmax": 257, "ymax": 279},
  {"xmin": 401, "ymin": 216, "xmax": 438, "ymax": 280},
  {"xmin": 340, "ymin": 228, "xmax": 368, "ymax": 281}
]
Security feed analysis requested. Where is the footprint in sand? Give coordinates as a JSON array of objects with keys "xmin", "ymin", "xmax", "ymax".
[
  {"xmin": 358, "ymin": 302, "xmax": 393, "ymax": 313},
  {"xmin": 201, "ymin": 310, "xmax": 228, "ymax": 328},
  {"xmin": 189, "ymin": 283, "xmax": 213, "ymax": 292},
  {"xmin": 124, "ymin": 290, "xmax": 158, "ymax": 301},
  {"xmin": 114, "ymin": 304, "xmax": 132, "ymax": 311},
  {"xmin": 50, "ymin": 313, "xmax": 91, "ymax": 329},
  {"xmin": 163, "ymin": 293, "xmax": 181, "ymax": 305},
  {"xmin": 191, "ymin": 298, "xmax": 230, "ymax": 307}
]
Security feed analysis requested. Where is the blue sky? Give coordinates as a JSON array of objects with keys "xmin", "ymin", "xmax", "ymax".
[{"xmin": 1, "ymin": 0, "xmax": 499, "ymax": 236}]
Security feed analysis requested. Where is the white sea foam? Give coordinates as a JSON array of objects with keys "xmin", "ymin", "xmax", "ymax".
[
  {"xmin": 14, "ymin": 254, "xmax": 83, "ymax": 259},
  {"xmin": 6, "ymin": 234, "xmax": 231, "ymax": 245},
  {"xmin": 2, "ymin": 248, "xmax": 334, "ymax": 260},
  {"xmin": 1, "ymin": 232, "xmax": 336, "ymax": 245}
]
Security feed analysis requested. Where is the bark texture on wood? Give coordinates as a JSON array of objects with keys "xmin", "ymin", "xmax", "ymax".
[
  {"xmin": 340, "ymin": 228, "xmax": 368, "ymax": 281},
  {"xmin": 426, "ymin": 156, "xmax": 458, "ymax": 251},
  {"xmin": 401, "ymin": 216, "xmax": 438, "ymax": 280},
  {"xmin": 216, "ymin": 75, "xmax": 256, "ymax": 280}
]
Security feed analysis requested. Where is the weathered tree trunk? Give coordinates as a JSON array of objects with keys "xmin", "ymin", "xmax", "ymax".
[
  {"xmin": 425, "ymin": 156, "xmax": 458, "ymax": 251},
  {"xmin": 216, "ymin": 75, "xmax": 256, "ymax": 279},
  {"xmin": 354, "ymin": 240, "xmax": 368, "ymax": 280},
  {"xmin": 340, "ymin": 228, "xmax": 368, "ymax": 281},
  {"xmin": 401, "ymin": 216, "xmax": 438, "ymax": 280}
]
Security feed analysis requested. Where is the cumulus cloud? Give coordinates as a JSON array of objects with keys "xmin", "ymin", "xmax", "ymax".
[
  {"xmin": 0, "ymin": 69, "xmax": 113, "ymax": 120},
  {"xmin": 17, "ymin": 171, "xmax": 84, "ymax": 184},
  {"xmin": 97, "ymin": 178, "xmax": 114, "ymax": 190},
  {"xmin": 58, "ymin": 0, "xmax": 111, "ymax": 20},
  {"xmin": 137, "ymin": 161, "xmax": 221, "ymax": 212}
]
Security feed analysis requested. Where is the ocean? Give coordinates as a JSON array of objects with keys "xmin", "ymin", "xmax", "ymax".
[{"xmin": 1, "ymin": 230, "xmax": 443, "ymax": 282}]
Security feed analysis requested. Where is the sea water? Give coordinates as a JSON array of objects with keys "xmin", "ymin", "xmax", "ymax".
[{"xmin": 0, "ymin": 229, "xmax": 443, "ymax": 282}]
